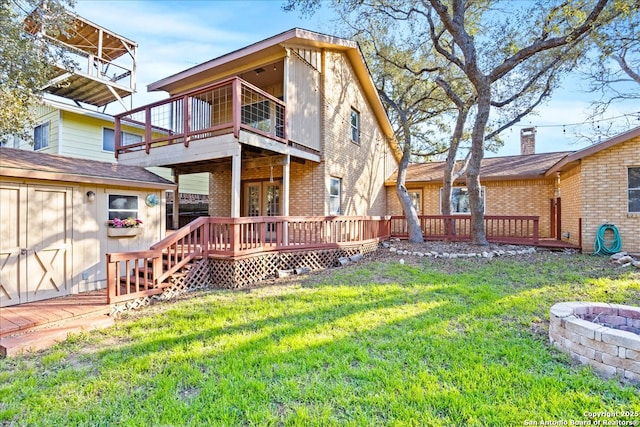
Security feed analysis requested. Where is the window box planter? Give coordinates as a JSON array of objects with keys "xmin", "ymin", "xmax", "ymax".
[{"xmin": 107, "ymin": 227, "xmax": 142, "ymax": 237}]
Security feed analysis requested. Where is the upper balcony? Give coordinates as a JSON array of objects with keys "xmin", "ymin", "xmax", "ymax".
[{"xmin": 114, "ymin": 77, "xmax": 320, "ymax": 168}]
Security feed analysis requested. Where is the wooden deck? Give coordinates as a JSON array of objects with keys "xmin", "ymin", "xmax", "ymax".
[
  {"xmin": 0, "ymin": 215, "xmax": 580, "ymax": 357},
  {"xmin": 0, "ymin": 291, "xmax": 112, "ymax": 357}
]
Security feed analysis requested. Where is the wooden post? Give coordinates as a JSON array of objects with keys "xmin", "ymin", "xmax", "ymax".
[
  {"xmin": 145, "ymin": 107, "xmax": 152, "ymax": 154},
  {"xmin": 230, "ymin": 219, "xmax": 240, "ymax": 255},
  {"xmin": 231, "ymin": 147, "xmax": 241, "ymax": 218},
  {"xmin": 282, "ymin": 155, "xmax": 290, "ymax": 245},
  {"xmin": 183, "ymin": 94, "xmax": 191, "ymax": 147},
  {"xmin": 232, "ymin": 78, "xmax": 242, "ymax": 139},
  {"xmin": 172, "ymin": 172, "xmax": 180, "ymax": 230},
  {"xmin": 114, "ymin": 117, "xmax": 121, "ymax": 159},
  {"xmin": 106, "ymin": 255, "xmax": 116, "ymax": 303},
  {"xmin": 556, "ymin": 197, "xmax": 562, "ymax": 240},
  {"xmin": 153, "ymin": 256, "xmax": 163, "ymax": 288}
]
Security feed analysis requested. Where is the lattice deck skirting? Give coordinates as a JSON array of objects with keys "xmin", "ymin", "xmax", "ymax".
[
  {"xmin": 210, "ymin": 241, "xmax": 380, "ymax": 289},
  {"xmin": 110, "ymin": 242, "xmax": 379, "ymax": 315}
]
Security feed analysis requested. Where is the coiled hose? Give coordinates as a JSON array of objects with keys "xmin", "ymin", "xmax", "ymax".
[{"xmin": 593, "ymin": 224, "xmax": 622, "ymax": 255}]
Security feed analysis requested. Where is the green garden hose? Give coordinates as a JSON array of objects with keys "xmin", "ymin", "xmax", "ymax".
[{"xmin": 593, "ymin": 224, "xmax": 622, "ymax": 255}]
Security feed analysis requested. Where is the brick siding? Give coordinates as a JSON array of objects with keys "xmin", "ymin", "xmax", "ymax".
[
  {"xmin": 207, "ymin": 49, "xmax": 396, "ymax": 218},
  {"xmin": 579, "ymin": 136, "xmax": 640, "ymax": 253},
  {"xmin": 386, "ymin": 178, "xmax": 556, "ymax": 238}
]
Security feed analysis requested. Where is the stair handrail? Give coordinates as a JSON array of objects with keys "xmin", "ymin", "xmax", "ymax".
[{"xmin": 150, "ymin": 216, "xmax": 209, "ymax": 284}]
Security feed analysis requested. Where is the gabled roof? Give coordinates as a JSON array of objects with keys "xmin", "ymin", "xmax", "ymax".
[
  {"xmin": 546, "ymin": 126, "xmax": 640, "ymax": 176},
  {"xmin": 0, "ymin": 147, "xmax": 175, "ymax": 190},
  {"xmin": 148, "ymin": 28, "xmax": 396, "ymax": 146},
  {"xmin": 387, "ymin": 151, "xmax": 571, "ymax": 185}
]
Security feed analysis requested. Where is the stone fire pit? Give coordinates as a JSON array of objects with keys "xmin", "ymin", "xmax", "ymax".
[{"xmin": 549, "ymin": 302, "xmax": 640, "ymax": 382}]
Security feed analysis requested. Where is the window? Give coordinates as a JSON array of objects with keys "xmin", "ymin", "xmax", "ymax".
[
  {"xmin": 440, "ymin": 186, "xmax": 485, "ymax": 214},
  {"xmin": 329, "ymin": 177, "xmax": 341, "ymax": 215},
  {"xmin": 108, "ymin": 195, "xmax": 138, "ymax": 220},
  {"xmin": 409, "ymin": 190, "xmax": 422, "ymax": 215},
  {"xmin": 629, "ymin": 167, "xmax": 640, "ymax": 213},
  {"xmin": 34, "ymin": 122, "xmax": 49, "ymax": 150},
  {"xmin": 103, "ymin": 128, "xmax": 142, "ymax": 152},
  {"xmin": 350, "ymin": 108, "xmax": 360, "ymax": 143}
]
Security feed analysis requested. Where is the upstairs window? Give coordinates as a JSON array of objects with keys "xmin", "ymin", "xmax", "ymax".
[
  {"xmin": 350, "ymin": 108, "xmax": 360, "ymax": 144},
  {"xmin": 103, "ymin": 128, "xmax": 142, "ymax": 152},
  {"xmin": 629, "ymin": 167, "xmax": 640, "ymax": 213},
  {"xmin": 34, "ymin": 122, "xmax": 49, "ymax": 150},
  {"xmin": 329, "ymin": 177, "xmax": 341, "ymax": 215}
]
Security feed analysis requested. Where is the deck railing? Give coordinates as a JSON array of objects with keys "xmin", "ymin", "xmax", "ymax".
[
  {"xmin": 114, "ymin": 77, "xmax": 287, "ymax": 157},
  {"xmin": 106, "ymin": 216, "xmax": 390, "ymax": 303},
  {"xmin": 390, "ymin": 215, "xmax": 539, "ymax": 244},
  {"xmin": 106, "ymin": 214, "xmax": 539, "ymax": 303}
]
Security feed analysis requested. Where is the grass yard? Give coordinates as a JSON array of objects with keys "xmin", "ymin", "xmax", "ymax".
[{"xmin": 0, "ymin": 251, "xmax": 639, "ymax": 426}]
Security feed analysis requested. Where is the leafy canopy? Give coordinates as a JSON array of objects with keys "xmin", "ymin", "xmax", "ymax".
[{"xmin": 0, "ymin": 0, "xmax": 74, "ymax": 142}]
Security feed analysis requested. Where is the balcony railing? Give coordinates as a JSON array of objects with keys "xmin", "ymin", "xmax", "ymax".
[{"xmin": 114, "ymin": 77, "xmax": 286, "ymax": 157}]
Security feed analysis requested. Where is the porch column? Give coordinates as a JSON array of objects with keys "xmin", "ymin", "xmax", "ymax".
[
  {"xmin": 282, "ymin": 154, "xmax": 290, "ymax": 245},
  {"xmin": 282, "ymin": 154, "xmax": 290, "ymax": 217},
  {"xmin": 172, "ymin": 171, "xmax": 180, "ymax": 230},
  {"xmin": 231, "ymin": 147, "xmax": 241, "ymax": 217}
]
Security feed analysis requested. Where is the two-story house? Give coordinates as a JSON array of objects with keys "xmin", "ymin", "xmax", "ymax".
[{"xmin": 114, "ymin": 28, "xmax": 400, "ymax": 229}]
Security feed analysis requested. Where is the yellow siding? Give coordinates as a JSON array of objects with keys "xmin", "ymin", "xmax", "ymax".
[
  {"xmin": 17, "ymin": 105, "xmax": 59, "ymax": 152},
  {"xmin": 23, "ymin": 108, "xmax": 207, "ymax": 196}
]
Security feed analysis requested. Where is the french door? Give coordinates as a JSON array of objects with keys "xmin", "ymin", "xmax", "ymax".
[{"xmin": 244, "ymin": 181, "xmax": 281, "ymax": 217}]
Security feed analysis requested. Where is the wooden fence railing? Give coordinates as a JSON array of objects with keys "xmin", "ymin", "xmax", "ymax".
[
  {"xmin": 106, "ymin": 216, "xmax": 391, "ymax": 303},
  {"xmin": 106, "ymin": 214, "xmax": 539, "ymax": 303},
  {"xmin": 390, "ymin": 215, "xmax": 539, "ymax": 244}
]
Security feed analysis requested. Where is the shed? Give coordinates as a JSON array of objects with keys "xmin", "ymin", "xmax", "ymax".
[{"xmin": 0, "ymin": 147, "xmax": 175, "ymax": 307}]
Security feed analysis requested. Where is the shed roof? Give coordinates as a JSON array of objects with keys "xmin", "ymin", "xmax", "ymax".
[
  {"xmin": 0, "ymin": 147, "xmax": 175, "ymax": 190},
  {"xmin": 387, "ymin": 151, "xmax": 571, "ymax": 185}
]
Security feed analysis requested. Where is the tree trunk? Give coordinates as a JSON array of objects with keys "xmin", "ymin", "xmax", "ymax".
[
  {"xmin": 396, "ymin": 136, "xmax": 423, "ymax": 243},
  {"xmin": 441, "ymin": 105, "xmax": 470, "ymax": 237},
  {"xmin": 468, "ymin": 80, "xmax": 491, "ymax": 246}
]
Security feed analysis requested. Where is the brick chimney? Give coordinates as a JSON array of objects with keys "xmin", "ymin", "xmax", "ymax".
[{"xmin": 520, "ymin": 127, "xmax": 536, "ymax": 155}]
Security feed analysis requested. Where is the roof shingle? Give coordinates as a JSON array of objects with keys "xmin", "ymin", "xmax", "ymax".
[
  {"xmin": 0, "ymin": 147, "xmax": 175, "ymax": 189},
  {"xmin": 388, "ymin": 151, "xmax": 571, "ymax": 184}
]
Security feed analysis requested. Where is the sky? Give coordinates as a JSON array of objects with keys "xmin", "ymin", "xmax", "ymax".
[{"xmin": 71, "ymin": 0, "xmax": 640, "ymax": 158}]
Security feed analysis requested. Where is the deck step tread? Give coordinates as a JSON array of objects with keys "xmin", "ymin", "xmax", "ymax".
[{"xmin": 0, "ymin": 311, "xmax": 113, "ymax": 357}]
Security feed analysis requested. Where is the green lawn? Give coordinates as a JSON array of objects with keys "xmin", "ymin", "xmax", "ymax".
[{"xmin": 1, "ymin": 252, "xmax": 639, "ymax": 426}]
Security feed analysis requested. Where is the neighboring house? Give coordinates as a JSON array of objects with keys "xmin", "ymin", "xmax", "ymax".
[
  {"xmin": 114, "ymin": 28, "xmax": 399, "ymax": 226},
  {"xmin": 9, "ymin": 98, "xmax": 209, "ymax": 210},
  {"xmin": 10, "ymin": 11, "xmax": 209, "ymax": 226},
  {"xmin": 387, "ymin": 127, "xmax": 640, "ymax": 253},
  {"xmin": 0, "ymin": 147, "xmax": 175, "ymax": 307}
]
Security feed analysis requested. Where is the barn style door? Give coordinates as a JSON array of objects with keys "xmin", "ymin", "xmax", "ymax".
[{"xmin": 0, "ymin": 184, "xmax": 71, "ymax": 307}]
